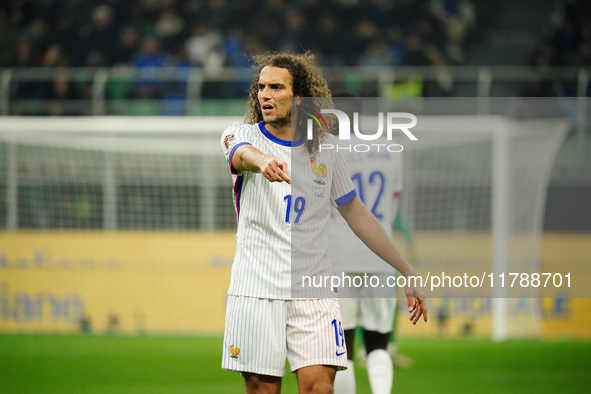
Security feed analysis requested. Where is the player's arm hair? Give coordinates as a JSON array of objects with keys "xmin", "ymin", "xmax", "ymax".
[
  {"xmin": 231, "ymin": 144, "xmax": 264, "ymax": 173},
  {"xmin": 338, "ymin": 196, "xmax": 427, "ymax": 323},
  {"xmin": 231, "ymin": 145, "xmax": 291, "ymax": 183},
  {"xmin": 337, "ymin": 196, "xmax": 414, "ymax": 277}
]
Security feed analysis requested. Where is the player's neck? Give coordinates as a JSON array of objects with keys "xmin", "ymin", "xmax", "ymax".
[{"xmin": 264, "ymin": 122, "xmax": 293, "ymax": 141}]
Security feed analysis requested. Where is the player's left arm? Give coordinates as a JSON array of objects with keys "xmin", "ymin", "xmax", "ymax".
[{"xmin": 337, "ymin": 196, "xmax": 427, "ymax": 324}]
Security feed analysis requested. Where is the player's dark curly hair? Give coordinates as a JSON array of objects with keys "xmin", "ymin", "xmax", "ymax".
[{"xmin": 244, "ymin": 51, "xmax": 334, "ymax": 154}]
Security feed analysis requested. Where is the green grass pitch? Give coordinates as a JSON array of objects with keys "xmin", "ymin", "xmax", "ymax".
[{"xmin": 1, "ymin": 335, "xmax": 590, "ymax": 393}]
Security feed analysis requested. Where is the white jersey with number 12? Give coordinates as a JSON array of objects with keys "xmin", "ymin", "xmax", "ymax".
[{"xmin": 328, "ymin": 140, "xmax": 403, "ymax": 274}]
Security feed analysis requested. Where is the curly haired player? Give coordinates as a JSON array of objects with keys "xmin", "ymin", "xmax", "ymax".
[{"xmin": 220, "ymin": 52, "xmax": 427, "ymax": 394}]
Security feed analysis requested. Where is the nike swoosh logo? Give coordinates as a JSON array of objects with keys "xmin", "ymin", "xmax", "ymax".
[{"xmin": 336, "ymin": 351, "xmax": 346, "ymax": 357}]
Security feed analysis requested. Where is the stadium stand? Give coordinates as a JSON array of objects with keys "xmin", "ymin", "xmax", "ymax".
[
  {"xmin": 0, "ymin": 0, "xmax": 477, "ymax": 69},
  {"xmin": 0, "ymin": 0, "xmax": 589, "ymax": 230}
]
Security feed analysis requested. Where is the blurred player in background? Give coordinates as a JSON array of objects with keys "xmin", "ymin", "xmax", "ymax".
[
  {"xmin": 220, "ymin": 52, "xmax": 426, "ymax": 394},
  {"xmin": 330, "ymin": 94, "xmax": 411, "ymax": 394}
]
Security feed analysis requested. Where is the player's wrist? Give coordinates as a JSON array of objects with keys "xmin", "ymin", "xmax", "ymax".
[{"xmin": 399, "ymin": 267, "xmax": 416, "ymax": 278}]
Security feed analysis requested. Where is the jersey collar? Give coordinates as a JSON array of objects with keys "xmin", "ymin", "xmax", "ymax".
[{"xmin": 258, "ymin": 121, "xmax": 304, "ymax": 147}]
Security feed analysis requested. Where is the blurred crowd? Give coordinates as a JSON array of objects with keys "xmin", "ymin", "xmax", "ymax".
[
  {"xmin": 1, "ymin": 0, "xmax": 589, "ymax": 113},
  {"xmin": 531, "ymin": 0, "xmax": 591, "ymax": 70},
  {"xmin": 0, "ymin": 0, "xmax": 478, "ymax": 71},
  {"xmin": 523, "ymin": 0, "xmax": 591, "ymax": 97}
]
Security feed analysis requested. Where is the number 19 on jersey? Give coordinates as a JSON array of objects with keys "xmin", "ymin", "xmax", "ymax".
[{"xmin": 284, "ymin": 195, "xmax": 306, "ymax": 224}]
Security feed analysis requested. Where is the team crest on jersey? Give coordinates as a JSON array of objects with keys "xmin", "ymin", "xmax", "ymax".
[
  {"xmin": 224, "ymin": 133, "xmax": 235, "ymax": 149},
  {"xmin": 229, "ymin": 343, "xmax": 240, "ymax": 358},
  {"xmin": 310, "ymin": 157, "xmax": 327, "ymax": 198},
  {"xmin": 311, "ymin": 157, "xmax": 327, "ymax": 185}
]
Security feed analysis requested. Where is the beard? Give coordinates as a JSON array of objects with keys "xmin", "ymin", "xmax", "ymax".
[{"xmin": 265, "ymin": 110, "xmax": 291, "ymax": 129}]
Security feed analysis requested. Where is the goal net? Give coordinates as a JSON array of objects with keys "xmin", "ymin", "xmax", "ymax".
[
  {"xmin": 0, "ymin": 100, "xmax": 569, "ymax": 338},
  {"xmin": 0, "ymin": 117, "xmax": 241, "ymax": 335},
  {"xmin": 398, "ymin": 113, "xmax": 568, "ymax": 340}
]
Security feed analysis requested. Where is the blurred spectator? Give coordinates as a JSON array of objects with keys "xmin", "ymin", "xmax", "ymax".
[
  {"xmin": 310, "ymin": 14, "xmax": 347, "ymax": 65},
  {"xmin": 414, "ymin": 13, "xmax": 447, "ymax": 58},
  {"xmin": 520, "ymin": 75, "xmax": 556, "ymax": 97},
  {"xmin": 429, "ymin": 0, "xmax": 476, "ymax": 64},
  {"xmin": 173, "ymin": 46, "xmax": 195, "ymax": 89},
  {"xmin": 36, "ymin": 0, "xmax": 61, "ymax": 26},
  {"xmin": 248, "ymin": 0, "xmax": 287, "ymax": 50},
  {"xmin": 201, "ymin": 0, "xmax": 230, "ymax": 30},
  {"xmin": 8, "ymin": 36, "xmax": 36, "ymax": 67},
  {"xmin": 553, "ymin": 16, "xmax": 580, "ymax": 53},
  {"xmin": 114, "ymin": 24, "xmax": 142, "ymax": 65},
  {"xmin": 41, "ymin": 43, "xmax": 68, "ymax": 68},
  {"xmin": 79, "ymin": 5, "xmax": 119, "ymax": 66},
  {"xmin": 0, "ymin": 10, "xmax": 18, "ymax": 66},
  {"xmin": 386, "ymin": 26, "xmax": 410, "ymax": 65},
  {"xmin": 278, "ymin": 9, "xmax": 307, "ymax": 54},
  {"xmin": 387, "ymin": 0, "xmax": 424, "ymax": 33},
  {"xmin": 532, "ymin": 0, "xmax": 590, "ymax": 69},
  {"xmin": 133, "ymin": 36, "xmax": 169, "ymax": 99},
  {"xmin": 41, "ymin": 71, "xmax": 82, "ymax": 116},
  {"xmin": 531, "ymin": 40, "xmax": 568, "ymax": 70},
  {"xmin": 159, "ymin": 46, "xmax": 195, "ymax": 116},
  {"xmin": 52, "ymin": 14, "xmax": 79, "ymax": 63},
  {"xmin": 185, "ymin": 24, "xmax": 222, "ymax": 68},
  {"xmin": 181, "ymin": 0, "xmax": 209, "ymax": 24},
  {"xmin": 402, "ymin": 35, "xmax": 433, "ymax": 67},
  {"xmin": 154, "ymin": 8, "xmax": 187, "ymax": 53},
  {"xmin": 348, "ymin": 19, "xmax": 381, "ymax": 66},
  {"xmin": 360, "ymin": 37, "xmax": 397, "ymax": 67},
  {"xmin": 224, "ymin": 0, "xmax": 257, "ymax": 31},
  {"xmin": 24, "ymin": 17, "xmax": 51, "ymax": 61},
  {"xmin": 575, "ymin": 39, "xmax": 591, "ymax": 67},
  {"xmin": 222, "ymin": 27, "xmax": 247, "ymax": 67}
]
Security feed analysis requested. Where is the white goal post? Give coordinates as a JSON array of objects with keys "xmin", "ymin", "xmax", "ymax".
[
  {"xmin": 0, "ymin": 116, "xmax": 568, "ymax": 337},
  {"xmin": 404, "ymin": 116, "xmax": 568, "ymax": 340}
]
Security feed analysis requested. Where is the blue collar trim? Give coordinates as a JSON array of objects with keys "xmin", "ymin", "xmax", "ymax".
[{"xmin": 258, "ymin": 121, "xmax": 304, "ymax": 147}]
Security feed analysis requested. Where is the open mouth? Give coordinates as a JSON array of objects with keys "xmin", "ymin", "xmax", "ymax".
[{"xmin": 262, "ymin": 103, "xmax": 274, "ymax": 114}]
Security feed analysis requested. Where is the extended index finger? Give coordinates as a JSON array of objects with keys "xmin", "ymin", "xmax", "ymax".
[
  {"xmin": 277, "ymin": 161, "xmax": 291, "ymax": 184},
  {"xmin": 263, "ymin": 163, "xmax": 291, "ymax": 184},
  {"xmin": 272, "ymin": 160, "xmax": 290, "ymax": 184}
]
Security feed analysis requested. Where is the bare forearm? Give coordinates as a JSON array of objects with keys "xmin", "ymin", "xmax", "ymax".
[
  {"xmin": 232, "ymin": 145, "xmax": 265, "ymax": 173},
  {"xmin": 232, "ymin": 145, "xmax": 291, "ymax": 183},
  {"xmin": 338, "ymin": 197, "xmax": 428, "ymax": 324},
  {"xmin": 337, "ymin": 197, "xmax": 415, "ymax": 277}
]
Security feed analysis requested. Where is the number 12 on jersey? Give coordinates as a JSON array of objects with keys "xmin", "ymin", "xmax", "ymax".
[
  {"xmin": 284, "ymin": 195, "xmax": 306, "ymax": 224},
  {"xmin": 352, "ymin": 171, "xmax": 385, "ymax": 220}
]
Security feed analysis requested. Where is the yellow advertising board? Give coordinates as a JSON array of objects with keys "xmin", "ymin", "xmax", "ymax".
[
  {"xmin": 0, "ymin": 232, "xmax": 589, "ymax": 338},
  {"xmin": 0, "ymin": 231, "xmax": 235, "ymax": 334}
]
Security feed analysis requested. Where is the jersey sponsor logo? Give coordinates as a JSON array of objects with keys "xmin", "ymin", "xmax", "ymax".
[
  {"xmin": 229, "ymin": 343, "xmax": 240, "ymax": 358},
  {"xmin": 336, "ymin": 350, "xmax": 346, "ymax": 357}
]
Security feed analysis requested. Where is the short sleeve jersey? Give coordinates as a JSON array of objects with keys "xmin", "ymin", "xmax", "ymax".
[
  {"xmin": 328, "ymin": 139, "xmax": 403, "ymax": 274},
  {"xmin": 221, "ymin": 121, "xmax": 356, "ymax": 299}
]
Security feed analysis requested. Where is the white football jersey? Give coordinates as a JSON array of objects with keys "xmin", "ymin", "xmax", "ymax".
[
  {"xmin": 221, "ymin": 122, "xmax": 356, "ymax": 299},
  {"xmin": 328, "ymin": 139, "xmax": 403, "ymax": 274}
]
